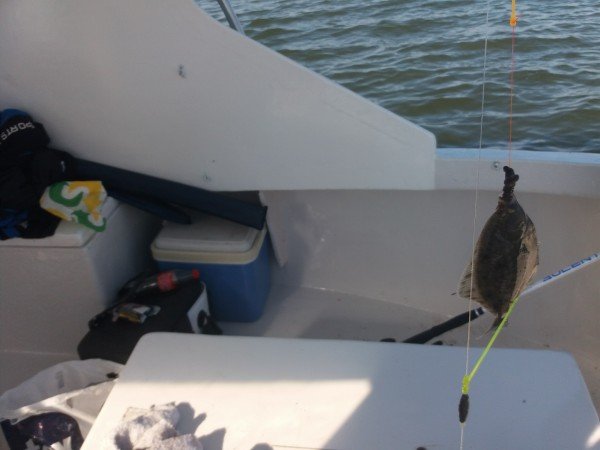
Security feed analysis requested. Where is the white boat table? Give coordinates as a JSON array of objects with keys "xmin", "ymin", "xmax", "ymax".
[{"xmin": 84, "ymin": 333, "xmax": 600, "ymax": 450}]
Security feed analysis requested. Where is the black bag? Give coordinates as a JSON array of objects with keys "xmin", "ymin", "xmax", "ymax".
[{"xmin": 78, "ymin": 282, "xmax": 216, "ymax": 364}]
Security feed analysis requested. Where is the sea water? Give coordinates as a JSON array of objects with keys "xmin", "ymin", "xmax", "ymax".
[{"xmin": 195, "ymin": 0, "xmax": 599, "ymax": 153}]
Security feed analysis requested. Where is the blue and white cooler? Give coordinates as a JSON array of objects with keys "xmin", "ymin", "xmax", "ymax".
[{"xmin": 151, "ymin": 215, "xmax": 270, "ymax": 322}]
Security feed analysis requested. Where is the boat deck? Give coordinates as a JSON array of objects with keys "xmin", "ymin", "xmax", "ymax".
[{"xmin": 225, "ymin": 284, "xmax": 600, "ymax": 414}]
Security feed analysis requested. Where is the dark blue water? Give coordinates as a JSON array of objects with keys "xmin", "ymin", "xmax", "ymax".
[{"xmin": 196, "ymin": 0, "xmax": 599, "ymax": 152}]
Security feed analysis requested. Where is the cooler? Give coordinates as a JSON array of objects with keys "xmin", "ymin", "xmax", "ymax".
[
  {"xmin": 151, "ymin": 215, "xmax": 270, "ymax": 322},
  {"xmin": 0, "ymin": 199, "xmax": 160, "ymax": 393}
]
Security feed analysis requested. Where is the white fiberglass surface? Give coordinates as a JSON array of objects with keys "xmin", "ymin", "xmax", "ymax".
[
  {"xmin": 83, "ymin": 333, "xmax": 599, "ymax": 449},
  {"xmin": 0, "ymin": 0, "xmax": 435, "ymax": 191}
]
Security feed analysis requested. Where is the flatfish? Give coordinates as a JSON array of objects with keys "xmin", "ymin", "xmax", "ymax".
[{"xmin": 458, "ymin": 166, "xmax": 539, "ymax": 328}]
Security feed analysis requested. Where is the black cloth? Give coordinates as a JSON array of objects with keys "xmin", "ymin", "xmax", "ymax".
[
  {"xmin": 29, "ymin": 148, "xmax": 76, "ymax": 192},
  {"xmin": 0, "ymin": 108, "xmax": 74, "ymax": 240},
  {"xmin": 0, "ymin": 112, "xmax": 50, "ymax": 170},
  {"xmin": 18, "ymin": 207, "xmax": 61, "ymax": 239},
  {"xmin": 0, "ymin": 206, "xmax": 60, "ymax": 240},
  {"xmin": 0, "ymin": 149, "xmax": 75, "ymax": 211},
  {"xmin": 0, "ymin": 167, "xmax": 38, "ymax": 210}
]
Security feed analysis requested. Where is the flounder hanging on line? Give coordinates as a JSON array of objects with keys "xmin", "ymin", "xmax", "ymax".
[{"xmin": 458, "ymin": 166, "xmax": 539, "ymax": 328}]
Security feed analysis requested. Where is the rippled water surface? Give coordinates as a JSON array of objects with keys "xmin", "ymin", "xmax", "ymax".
[{"xmin": 196, "ymin": 0, "xmax": 599, "ymax": 152}]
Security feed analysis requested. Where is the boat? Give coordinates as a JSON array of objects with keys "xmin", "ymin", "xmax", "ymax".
[{"xmin": 0, "ymin": 0, "xmax": 598, "ymax": 448}]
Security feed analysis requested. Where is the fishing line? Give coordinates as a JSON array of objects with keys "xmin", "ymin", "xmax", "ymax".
[
  {"xmin": 461, "ymin": 0, "xmax": 520, "ymax": 446},
  {"xmin": 461, "ymin": 1, "xmax": 491, "ymax": 448},
  {"xmin": 508, "ymin": 0, "xmax": 518, "ymax": 166},
  {"xmin": 466, "ymin": 0, "xmax": 492, "ymax": 369}
]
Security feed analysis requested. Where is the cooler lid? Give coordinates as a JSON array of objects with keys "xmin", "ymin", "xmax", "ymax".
[{"xmin": 154, "ymin": 214, "xmax": 259, "ymax": 253}]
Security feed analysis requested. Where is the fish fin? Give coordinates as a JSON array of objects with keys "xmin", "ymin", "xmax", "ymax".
[
  {"xmin": 512, "ymin": 218, "xmax": 539, "ymax": 298},
  {"xmin": 458, "ymin": 259, "xmax": 482, "ymax": 301}
]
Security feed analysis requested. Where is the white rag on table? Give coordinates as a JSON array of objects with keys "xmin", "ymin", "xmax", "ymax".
[{"xmin": 101, "ymin": 403, "xmax": 202, "ymax": 450}]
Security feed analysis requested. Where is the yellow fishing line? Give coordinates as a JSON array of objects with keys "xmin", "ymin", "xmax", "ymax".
[
  {"xmin": 461, "ymin": 295, "xmax": 521, "ymax": 395},
  {"xmin": 509, "ymin": 0, "xmax": 518, "ymax": 27}
]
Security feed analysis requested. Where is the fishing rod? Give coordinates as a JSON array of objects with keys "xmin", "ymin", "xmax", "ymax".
[
  {"xmin": 520, "ymin": 251, "xmax": 600, "ymax": 296},
  {"xmin": 402, "ymin": 307, "xmax": 485, "ymax": 344},
  {"xmin": 458, "ymin": 250, "xmax": 600, "ymax": 425},
  {"xmin": 402, "ymin": 251, "xmax": 600, "ymax": 345}
]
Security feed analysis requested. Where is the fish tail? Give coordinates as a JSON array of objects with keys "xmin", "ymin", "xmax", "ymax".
[
  {"xmin": 486, "ymin": 314, "xmax": 504, "ymax": 335},
  {"xmin": 476, "ymin": 314, "xmax": 504, "ymax": 339},
  {"xmin": 492, "ymin": 314, "xmax": 504, "ymax": 329},
  {"xmin": 501, "ymin": 166, "xmax": 519, "ymax": 202}
]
